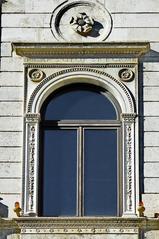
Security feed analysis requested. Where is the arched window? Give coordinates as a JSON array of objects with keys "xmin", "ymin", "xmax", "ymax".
[{"xmin": 39, "ymin": 84, "xmax": 122, "ymax": 217}]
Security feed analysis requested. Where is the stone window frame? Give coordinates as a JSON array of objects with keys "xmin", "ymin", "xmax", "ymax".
[{"xmin": 12, "ymin": 42, "xmax": 150, "ymax": 218}]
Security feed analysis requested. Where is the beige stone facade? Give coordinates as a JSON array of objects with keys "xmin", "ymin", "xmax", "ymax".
[{"xmin": 0, "ymin": 0, "xmax": 159, "ymax": 238}]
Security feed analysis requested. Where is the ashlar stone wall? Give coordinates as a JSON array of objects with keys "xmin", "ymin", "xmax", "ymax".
[{"xmin": 1, "ymin": 0, "xmax": 159, "ymax": 234}]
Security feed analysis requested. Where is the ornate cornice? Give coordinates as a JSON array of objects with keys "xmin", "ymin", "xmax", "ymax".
[
  {"xmin": 12, "ymin": 42, "xmax": 150, "ymax": 58},
  {"xmin": 1, "ymin": 217, "xmax": 159, "ymax": 234}
]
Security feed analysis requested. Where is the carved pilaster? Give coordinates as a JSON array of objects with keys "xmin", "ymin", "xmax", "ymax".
[
  {"xmin": 23, "ymin": 113, "xmax": 40, "ymax": 216},
  {"xmin": 121, "ymin": 113, "xmax": 137, "ymax": 217}
]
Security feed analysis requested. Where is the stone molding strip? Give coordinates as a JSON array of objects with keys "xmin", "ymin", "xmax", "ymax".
[
  {"xmin": 1, "ymin": 218, "xmax": 159, "ymax": 232},
  {"xmin": 12, "ymin": 42, "xmax": 150, "ymax": 57}
]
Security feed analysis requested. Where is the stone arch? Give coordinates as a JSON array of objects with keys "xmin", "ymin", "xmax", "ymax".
[{"xmin": 27, "ymin": 68, "xmax": 135, "ymax": 115}]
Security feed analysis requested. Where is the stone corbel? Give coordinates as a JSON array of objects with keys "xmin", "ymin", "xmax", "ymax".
[
  {"xmin": 121, "ymin": 113, "xmax": 137, "ymax": 217},
  {"xmin": 23, "ymin": 113, "xmax": 40, "ymax": 216}
]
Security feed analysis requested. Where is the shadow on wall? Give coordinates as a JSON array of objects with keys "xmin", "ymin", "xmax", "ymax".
[
  {"xmin": 0, "ymin": 200, "xmax": 8, "ymax": 217},
  {"xmin": 138, "ymin": 49, "xmax": 159, "ymax": 198}
]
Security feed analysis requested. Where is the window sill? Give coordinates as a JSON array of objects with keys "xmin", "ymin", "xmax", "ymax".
[{"xmin": 1, "ymin": 217, "xmax": 159, "ymax": 234}]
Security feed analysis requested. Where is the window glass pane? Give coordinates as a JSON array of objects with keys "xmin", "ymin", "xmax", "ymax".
[
  {"xmin": 84, "ymin": 129, "xmax": 117, "ymax": 216},
  {"xmin": 42, "ymin": 129, "xmax": 77, "ymax": 216},
  {"xmin": 43, "ymin": 85, "xmax": 117, "ymax": 120}
]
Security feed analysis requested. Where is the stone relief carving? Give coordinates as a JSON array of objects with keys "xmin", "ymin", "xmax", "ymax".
[
  {"xmin": 51, "ymin": 0, "xmax": 112, "ymax": 42},
  {"xmin": 29, "ymin": 69, "xmax": 45, "ymax": 82},
  {"xmin": 121, "ymin": 113, "xmax": 136, "ymax": 215},
  {"xmin": 70, "ymin": 12, "xmax": 94, "ymax": 35},
  {"xmin": 119, "ymin": 68, "xmax": 134, "ymax": 82},
  {"xmin": 27, "ymin": 68, "xmax": 134, "ymax": 113}
]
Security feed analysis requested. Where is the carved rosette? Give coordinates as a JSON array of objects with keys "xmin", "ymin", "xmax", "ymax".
[
  {"xmin": 121, "ymin": 113, "xmax": 136, "ymax": 216},
  {"xmin": 24, "ymin": 113, "xmax": 40, "ymax": 216},
  {"xmin": 29, "ymin": 69, "xmax": 45, "ymax": 82},
  {"xmin": 119, "ymin": 69, "xmax": 134, "ymax": 82},
  {"xmin": 70, "ymin": 12, "xmax": 94, "ymax": 35}
]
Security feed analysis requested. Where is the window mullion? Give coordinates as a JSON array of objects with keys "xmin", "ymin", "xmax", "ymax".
[{"xmin": 77, "ymin": 126, "xmax": 84, "ymax": 216}]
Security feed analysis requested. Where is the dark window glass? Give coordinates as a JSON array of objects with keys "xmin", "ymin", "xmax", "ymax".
[
  {"xmin": 40, "ymin": 84, "xmax": 120, "ymax": 217},
  {"xmin": 84, "ymin": 129, "xmax": 117, "ymax": 216},
  {"xmin": 43, "ymin": 85, "xmax": 117, "ymax": 120},
  {"xmin": 42, "ymin": 129, "xmax": 77, "ymax": 216}
]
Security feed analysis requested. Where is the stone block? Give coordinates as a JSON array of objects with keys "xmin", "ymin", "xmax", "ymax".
[
  {"xmin": 2, "ymin": 28, "xmax": 55, "ymax": 42},
  {"xmin": 143, "ymin": 62, "xmax": 159, "ymax": 72},
  {"xmin": 113, "ymin": 14, "xmax": 159, "ymax": 28},
  {"xmin": 145, "ymin": 231, "xmax": 159, "ymax": 239},
  {"xmin": 105, "ymin": 0, "xmax": 159, "ymax": 12},
  {"xmin": 21, "ymin": 234, "xmax": 138, "ymax": 239},
  {"xmin": 0, "ymin": 87, "xmax": 23, "ymax": 101},
  {"xmin": 144, "ymin": 132, "xmax": 159, "ymax": 146},
  {"xmin": 0, "ymin": 132, "xmax": 22, "ymax": 147},
  {"xmin": 0, "ymin": 72, "xmax": 23, "ymax": 86},
  {"xmin": 142, "ymin": 194, "xmax": 159, "ymax": 217},
  {"xmin": 144, "ymin": 87, "xmax": 159, "ymax": 101},
  {"xmin": 144, "ymin": 147, "xmax": 159, "ymax": 162},
  {"xmin": 1, "ymin": 13, "xmax": 50, "ymax": 28},
  {"xmin": 1, "ymin": 43, "xmax": 12, "ymax": 57},
  {"xmin": 144, "ymin": 117, "xmax": 159, "ymax": 132},
  {"xmin": 144, "ymin": 178, "xmax": 159, "ymax": 193},
  {"xmin": 0, "ymin": 163, "xmax": 21, "ymax": 177},
  {"xmin": 0, "ymin": 147, "xmax": 22, "ymax": 162},
  {"xmin": 0, "ymin": 178, "xmax": 21, "ymax": 193},
  {"xmin": 108, "ymin": 28, "xmax": 159, "ymax": 42},
  {"xmin": 144, "ymin": 102, "xmax": 159, "ymax": 116},
  {"xmin": 0, "ymin": 117, "xmax": 23, "ymax": 131},
  {"xmin": 143, "ymin": 72, "xmax": 159, "ymax": 86},
  {"xmin": 25, "ymin": 0, "xmax": 64, "ymax": 13},
  {"xmin": 144, "ymin": 162, "xmax": 159, "ymax": 177},
  {"xmin": 0, "ymin": 102, "xmax": 23, "ymax": 116},
  {"xmin": 2, "ymin": 0, "xmax": 25, "ymax": 13},
  {"xmin": 1, "ymin": 57, "xmax": 23, "ymax": 72}
]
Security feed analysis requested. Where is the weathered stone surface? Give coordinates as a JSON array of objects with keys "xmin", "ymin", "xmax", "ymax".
[
  {"xmin": 20, "ymin": 234, "xmax": 138, "ymax": 239},
  {"xmin": 144, "ymin": 117, "xmax": 159, "ymax": 132},
  {"xmin": 143, "ymin": 62, "xmax": 159, "ymax": 72},
  {"xmin": 0, "ymin": 72, "xmax": 23, "ymax": 86},
  {"xmin": 143, "ymin": 72, "xmax": 159, "ymax": 86},
  {"xmin": 0, "ymin": 179, "xmax": 21, "ymax": 193},
  {"xmin": 144, "ymin": 132, "xmax": 159, "ymax": 146},
  {"xmin": 1, "ymin": 57, "xmax": 23, "ymax": 72},
  {"xmin": 0, "ymin": 117, "xmax": 23, "ymax": 131},
  {"xmin": 0, "ymin": 163, "xmax": 21, "ymax": 177},
  {"xmin": 0, "ymin": 147, "xmax": 22, "ymax": 162},
  {"xmin": 144, "ymin": 178, "xmax": 159, "ymax": 193},
  {"xmin": 145, "ymin": 231, "xmax": 159, "ymax": 239},
  {"xmin": 105, "ymin": 0, "xmax": 159, "ymax": 12},
  {"xmin": 0, "ymin": 87, "xmax": 23, "ymax": 101},
  {"xmin": 113, "ymin": 14, "xmax": 159, "ymax": 28},
  {"xmin": 108, "ymin": 28, "xmax": 159, "ymax": 42},
  {"xmin": 0, "ymin": 132, "xmax": 22, "ymax": 147},
  {"xmin": 0, "ymin": 102, "xmax": 23, "ymax": 116},
  {"xmin": 25, "ymin": 0, "xmax": 65, "ymax": 13},
  {"xmin": 1, "ymin": 43, "xmax": 12, "ymax": 57},
  {"xmin": 144, "ymin": 87, "xmax": 159, "ymax": 101},
  {"xmin": 144, "ymin": 147, "xmax": 159, "ymax": 162},
  {"xmin": 142, "ymin": 194, "xmax": 159, "ymax": 217},
  {"xmin": 2, "ymin": 0, "xmax": 25, "ymax": 13},
  {"xmin": 144, "ymin": 162, "xmax": 159, "ymax": 177},
  {"xmin": 2, "ymin": 28, "xmax": 55, "ymax": 42},
  {"xmin": 1, "ymin": 14, "xmax": 50, "ymax": 28},
  {"xmin": 144, "ymin": 102, "xmax": 159, "ymax": 116}
]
